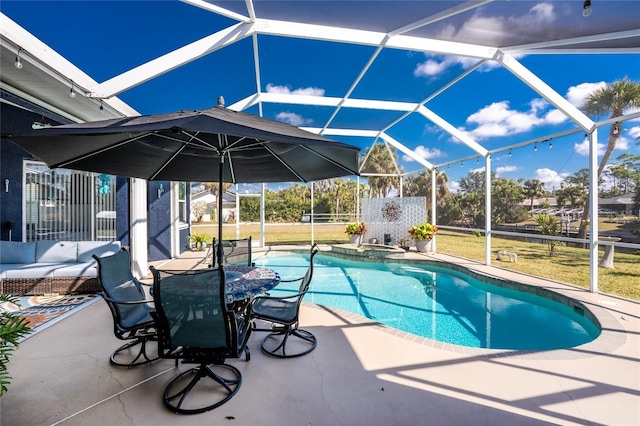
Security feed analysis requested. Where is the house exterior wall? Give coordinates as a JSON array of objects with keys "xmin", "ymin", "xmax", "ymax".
[
  {"xmin": 1, "ymin": 103, "xmax": 182, "ymax": 262},
  {"xmin": 1, "ymin": 104, "xmax": 52, "ymax": 242},
  {"xmin": 148, "ymin": 180, "xmax": 172, "ymax": 261}
]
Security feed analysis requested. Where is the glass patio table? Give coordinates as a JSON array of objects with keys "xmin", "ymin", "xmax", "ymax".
[
  {"xmin": 223, "ymin": 265, "xmax": 280, "ymax": 303},
  {"xmin": 185, "ymin": 265, "xmax": 280, "ymax": 304}
]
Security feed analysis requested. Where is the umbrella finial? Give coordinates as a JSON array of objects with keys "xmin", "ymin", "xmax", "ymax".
[{"xmin": 217, "ymin": 96, "xmax": 225, "ymax": 108}]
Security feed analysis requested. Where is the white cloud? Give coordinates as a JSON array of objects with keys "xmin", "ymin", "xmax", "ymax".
[
  {"xmin": 275, "ymin": 112, "xmax": 312, "ymax": 126},
  {"xmin": 543, "ymin": 109, "xmax": 567, "ymax": 125},
  {"xmin": 616, "ymin": 137, "xmax": 630, "ymax": 151},
  {"xmin": 403, "ymin": 146, "xmax": 444, "ymax": 162},
  {"xmin": 565, "ymin": 82, "xmax": 606, "ymax": 108},
  {"xmin": 470, "ymin": 166, "xmax": 485, "ymax": 174},
  {"xmin": 573, "ymin": 138, "xmax": 605, "ymax": 157},
  {"xmin": 462, "ymin": 99, "xmax": 565, "ymax": 140},
  {"xmin": 448, "ymin": 180, "xmax": 460, "ymax": 193},
  {"xmin": 418, "ymin": 3, "xmax": 555, "ymax": 77},
  {"xmin": 266, "ymin": 83, "xmax": 325, "ymax": 96},
  {"xmin": 534, "ymin": 168, "xmax": 569, "ymax": 190},
  {"xmin": 496, "ymin": 165, "xmax": 519, "ymax": 175},
  {"xmin": 629, "ymin": 125, "xmax": 640, "ymax": 139},
  {"xmin": 414, "ymin": 58, "xmax": 453, "ymax": 77},
  {"xmin": 414, "ymin": 54, "xmax": 500, "ymax": 78},
  {"xmin": 415, "ymin": 4, "xmax": 556, "ymax": 78}
]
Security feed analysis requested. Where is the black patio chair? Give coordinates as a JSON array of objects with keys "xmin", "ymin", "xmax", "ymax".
[
  {"xmin": 202, "ymin": 236, "xmax": 216, "ymax": 267},
  {"xmin": 93, "ymin": 248, "xmax": 158, "ymax": 367},
  {"xmin": 219, "ymin": 236, "xmax": 253, "ymax": 266},
  {"xmin": 250, "ymin": 243, "xmax": 319, "ymax": 358},
  {"xmin": 150, "ymin": 266, "xmax": 251, "ymax": 414}
]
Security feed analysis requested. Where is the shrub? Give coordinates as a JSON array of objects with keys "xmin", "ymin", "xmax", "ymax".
[{"xmin": 0, "ymin": 295, "xmax": 32, "ymax": 396}]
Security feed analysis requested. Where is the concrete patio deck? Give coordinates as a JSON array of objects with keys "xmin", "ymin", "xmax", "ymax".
[{"xmin": 2, "ymin": 246, "xmax": 638, "ymax": 425}]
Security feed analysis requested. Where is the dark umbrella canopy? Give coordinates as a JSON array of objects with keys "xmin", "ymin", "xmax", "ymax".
[
  {"xmin": 5, "ymin": 106, "xmax": 360, "ymax": 266},
  {"xmin": 4, "ymin": 106, "xmax": 360, "ymax": 183}
]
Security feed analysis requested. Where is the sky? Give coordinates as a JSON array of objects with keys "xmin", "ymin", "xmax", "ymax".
[{"xmin": 2, "ymin": 0, "xmax": 639, "ymax": 194}]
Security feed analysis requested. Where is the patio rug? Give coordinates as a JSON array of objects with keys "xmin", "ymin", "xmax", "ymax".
[{"xmin": 2, "ymin": 294, "xmax": 98, "ymax": 330}]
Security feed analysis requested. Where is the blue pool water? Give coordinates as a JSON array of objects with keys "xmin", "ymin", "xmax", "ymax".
[{"xmin": 250, "ymin": 252, "xmax": 600, "ymax": 350}]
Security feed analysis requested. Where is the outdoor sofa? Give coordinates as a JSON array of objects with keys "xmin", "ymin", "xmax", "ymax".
[{"xmin": 0, "ymin": 240, "xmax": 121, "ymax": 295}]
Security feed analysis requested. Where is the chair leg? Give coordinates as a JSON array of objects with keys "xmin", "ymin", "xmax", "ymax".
[
  {"xmin": 163, "ymin": 363, "xmax": 242, "ymax": 414},
  {"xmin": 110, "ymin": 336, "xmax": 159, "ymax": 367},
  {"xmin": 260, "ymin": 326, "xmax": 317, "ymax": 358}
]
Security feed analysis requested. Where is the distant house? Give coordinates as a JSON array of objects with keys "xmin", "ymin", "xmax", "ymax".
[
  {"xmin": 190, "ymin": 190, "xmax": 236, "ymax": 223},
  {"xmin": 521, "ymin": 197, "xmax": 558, "ymax": 211},
  {"xmin": 599, "ymin": 193, "xmax": 635, "ymax": 215}
]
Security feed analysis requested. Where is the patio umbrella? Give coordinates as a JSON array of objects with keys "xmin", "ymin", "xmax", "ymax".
[{"xmin": 4, "ymin": 103, "xmax": 360, "ymax": 266}]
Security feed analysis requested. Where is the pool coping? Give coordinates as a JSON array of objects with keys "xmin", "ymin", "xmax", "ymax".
[{"xmin": 254, "ymin": 245, "xmax": 628, "ymax": 360}]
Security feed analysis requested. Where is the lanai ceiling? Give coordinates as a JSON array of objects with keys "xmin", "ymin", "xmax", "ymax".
[{"xmin": 1, "ymin": 0, "xmax": 639, "ymax": 178}]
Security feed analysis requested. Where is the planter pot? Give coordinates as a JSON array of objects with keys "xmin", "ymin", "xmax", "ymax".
[
  {"xmin": 348, "ymin": 234, "xmax": 363, "ymax": 245},
  {"xmin": 414, "ymin": 239, "xmax": 432, "ymax": 253}
]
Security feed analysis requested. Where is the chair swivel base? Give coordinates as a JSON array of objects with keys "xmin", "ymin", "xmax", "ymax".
[
  {"xmin": 260, "ymin": 328, "xmax": 317, "ymax": 358},
  {"xmin": 164, "ymin": 363, "xmax": 242, "ymax": 414},
  {"xmin": 110, "ymin": 337, "xmax": 159, "ymax": 367}
]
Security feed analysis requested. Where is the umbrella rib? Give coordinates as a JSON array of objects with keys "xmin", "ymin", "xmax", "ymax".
[
  {"xmin": 177, "ymin": 130, "xmax": 220, "ymax": 152},
  {"xmin": 54, "ymin": 132, "xmax": 152, "ymax": 168},
  {"xmin": 262, "ymin": 144, "xmax": 305, "ymax": 181},
  {"xmin": 225, "ymin": 137, "xmax": 254, "ymax": 151},
  {"xmin": 226, "ymin": 151, "xmax": 236, "ymax": 183},
  {"xmin": 149, "ymin": 143, "xmax": 187, "ymax": 181},
  {"xmin": 300, "ymin": 145, "xmax": 358, "ymax": 175}
]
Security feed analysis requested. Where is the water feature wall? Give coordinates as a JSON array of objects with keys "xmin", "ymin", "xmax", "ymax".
[{"xmin": 362, "ymin": 197, "xmax": 426, "ymax": 246}]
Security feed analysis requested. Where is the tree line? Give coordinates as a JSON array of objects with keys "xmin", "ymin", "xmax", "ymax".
[{"xmin": 200, "ymin": 78, "xmax": 640, "ymax": 226}]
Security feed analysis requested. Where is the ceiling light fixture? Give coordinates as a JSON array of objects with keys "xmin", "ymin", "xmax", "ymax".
[
  {"xmin": 99, "ymin": 100, "xmax": 104, "ymax": 111},
  {"xmin": 508, "ymin": 149, "xmax": 512, "ymax": 157},
  {"xmin": 534, "ymin": 143, "xmax": 538, "ymax": 152},
  {"xmin": 14, "ymin": 48, "xmax": 23, "ymax": 69},
  {"xmin": 549, "ymin": 142, "xmax": 553, "ymax": 149},
  {"xmin": 583, "ymin": 0, "xmax": 592, "ymax": 17},
  {"xmin": 69, "ymin": 80, "xmax": 76, "ymax": 98},
  {"xmin": 613, "ymin": 124, "xmax": 620, "ymax": 135}
]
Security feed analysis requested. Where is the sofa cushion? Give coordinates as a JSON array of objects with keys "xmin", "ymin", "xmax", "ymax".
[
  {"xmin": 52, "ymin": 263, "xmax": 98, "ymax": 278},
  {"xmin": 77, "ymin": 241, "xmax": 122, "ymax": 263},
  {"xmin": 35, "ymin": 241, "xmax": 79, "ymax": 263},
  {"xmin": 2, "ymin": 263, "xmax": 64, "ymax": 279},
  {"xmin": 0, "ymin": 241, "xmax": 36, "ymax": 264}
]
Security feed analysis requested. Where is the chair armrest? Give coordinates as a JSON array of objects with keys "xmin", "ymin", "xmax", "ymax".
[
  {"xmin": 101, "ymin": 294, "xmax": 154, "ymax": 305},
  {"xmin": 251, "ymin": 292, "xmax": 304, "ymax": 304},
  {"xmin": 278, "ymin": 276, "xmax": 304, "ymax": 283}
]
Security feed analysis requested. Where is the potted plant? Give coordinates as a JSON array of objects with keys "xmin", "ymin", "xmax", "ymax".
[
  {"xmin": 408, "ymin": 223, "xmax": 438, "ymax": 252},
  {"xmin": 398, "ymin": 236, "xmax": 412, "ymax": 251},
  {"xmin": 345, "ymin": 222, "xmax": 367, "ymax": 245},
  {"xmin": 188, "ymin": 232, "xmax": 211, "ymax": 251}
]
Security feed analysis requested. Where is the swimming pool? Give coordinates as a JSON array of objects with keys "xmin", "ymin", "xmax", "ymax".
[{"xmin": 250, "ymin": 251, "xmax": 600, "ymax": 350}]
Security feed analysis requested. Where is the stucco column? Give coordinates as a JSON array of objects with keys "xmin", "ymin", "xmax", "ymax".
[{"xmin": 129, "ymin": 178, "xmax": 148, "ymax": 278}]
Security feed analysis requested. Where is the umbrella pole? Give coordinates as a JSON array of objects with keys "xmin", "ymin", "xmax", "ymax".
[{"xmin": 217, "ymin": 154, "xmax": 224, "ymax": 269}]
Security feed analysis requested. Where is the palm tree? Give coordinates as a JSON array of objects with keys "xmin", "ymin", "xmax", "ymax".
[
  {"xmin": 406, "ymin": 170, "xmax": 451, "ymax": 218},
  {"xmin": 523, "ymin": 179, "xmax": 545, "ymax": 211},
  {"xmin": 361, "ymin": 143, "xmax": 401, "ymax": 197},
  {"xmin": 333, "ymin": 179, "xmax": 350, "ymax": 219},
  {"xmin": 313, "ymin": 179, "xmax": 336, "ymax": 198},
  {"xmin": 578, "ymin": 78, "xmax": 640, "ymax": 239},
  {"xmin": 289, "ymin": 183, "xmax": 309, "ymax": 204}
]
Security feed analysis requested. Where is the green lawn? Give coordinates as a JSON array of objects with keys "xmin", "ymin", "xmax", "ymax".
[
  {"xmin": 192, "ymin": 222, "xmax": 640, "ymax": 300},
  {"xmin": 435, "ymin": 230, "xmax": 639, "ymax": 300}
]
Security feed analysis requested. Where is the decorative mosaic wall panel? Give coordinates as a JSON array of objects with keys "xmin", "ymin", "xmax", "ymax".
[{"xmin": 362, "ymin": 197, "xmax": 426, "ymax": 245}]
